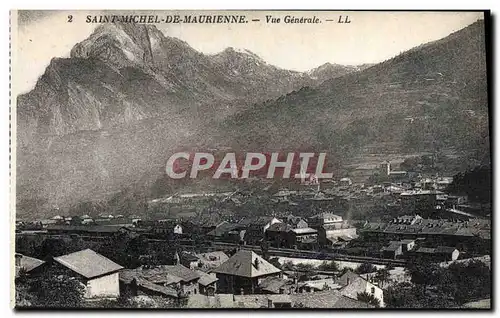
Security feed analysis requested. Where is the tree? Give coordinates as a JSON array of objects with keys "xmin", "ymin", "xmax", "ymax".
[
  {"xmin": 357, "ymin": 291, "xmax": 380, "ymax": 308},
  {"xmin": 355, "ymin": 262, "xmax": 377, "ymax": 274},
  {"xmin": 375, "ymin": 268, "xmax": 391, "ymax": 288},
  {"xmin": 317, "ymin": 260, "xmax": 339, "ymax": 272},
  {"xmin": 25, "ymin": 270, "xmax": 85, "ymax": 308},
  {"xmin": 384, "ymin": 282, "xmax": 457, "ymax": 308},
  {"xmin": 407, "ymin": 261, "xmax": 439, "ymax": 291},
  {"xmin": 260, "ymin": 240, "xmax": 270, "ymax": 261},
  {"xmin": 268, "ymin": 257, "xmax": 282, "ymax": 270}
]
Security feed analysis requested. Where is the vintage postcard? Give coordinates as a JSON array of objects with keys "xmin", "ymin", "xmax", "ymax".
[{"xmin": 11, "ymin": 10, "xmax": 491, "ymax": 309}]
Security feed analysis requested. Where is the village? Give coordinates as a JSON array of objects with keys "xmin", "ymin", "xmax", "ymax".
[{"xmin": 14, "ymin": 160, "xmax": 492, "ymax": 309}]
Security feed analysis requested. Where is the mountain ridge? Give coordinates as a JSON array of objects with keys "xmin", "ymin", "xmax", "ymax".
[{"xmin": 15, "ymin": 20, "xmax": 489, "ymax": 218}]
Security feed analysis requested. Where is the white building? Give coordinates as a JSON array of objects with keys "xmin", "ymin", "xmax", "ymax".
[{"xmin": 54, "ymin": 249, "xmax": 123, "ymax": 299}]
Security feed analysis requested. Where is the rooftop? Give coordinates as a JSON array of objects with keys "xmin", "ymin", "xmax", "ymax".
[
  {"xmin": 212, "ymin": 250, "xmax": 281, "ymax": 278},
  {"xmin": 15, "ymin": 254, "xmax": 45, "ymax": 277},
  {"xmin": 120, "ymin": 264, "xmax": 200, "ymax": 285},
  {"xmin": 54, "ymin": 249, "xmax": 123, "ymax": 279},
  {"xmin": 291, "ymin": 227, "xmax": 318, "ymax": 235}
]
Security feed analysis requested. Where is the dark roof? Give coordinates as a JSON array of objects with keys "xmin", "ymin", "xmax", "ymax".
[
  {"xmin": 207, "ymin": 222, "xmax": 242, "ymax": 237},
  {"xmin": 212, "ymin": 250, "xmax": 281, "ymax": 278},
  {"xmin": 381, "ymin": 242, "xmax": 402, "ymax": 252},
  {"xmin": 362, "ymin": 218, "xmax": 491, "ymax": 239},
  {"xmin": 180, "ymin": 251, "xmax": 200, "ymax": 262},
  {"xmin": 54, "ymin": 249, "xmax": 123, "ymax": 279},
  {"xmin": 415, "ymin": 247, "xmax": 436, "ymax": 254},
  {"xmin": 133, "ymin": 277, "xmax": 179, "ymax": 298},
  {"xmin": 286, "ymin": 215, "xmax": 306, "ymax": 226},
  {"xmin": 120, "ymin": 264, "xmax": 200, "ymax": 285},
  {"xmin": 258, "ymin": 277, "xmax": 289, "ymax": 293},
  {"xmin": 233, "ymin": 290, "xmax": 371, "ymax": 308},
  {"xmin": 294, "ymin": 290, "xmax": 372, "ymax": 308},
  {"xmin": 434, "ymin": 246, "xmax": 458, "ymax": 254},
  {"xmin": 195, "ymin": 251, "xmax": 230, "ymax": 270},
  {"xmin": 238, "ymin": 216, "xmax": 279, "ymax": 227},
  {"xmin": 400, "ymin": 239, "xmax": 415, "ymax": 244},
  {"xmin": 195, "ymin": 270, "xmax": 218, "ymax": 286},
  {"xmin": 267, "ymin": 222, "xmax": 293, "ymax": 232},
  {"xmin": 337, "ymin": 270, "xmax": 365, "ymax": 286},
  {"xmin": 15, "ymin": 254, "xmax": 45, "ymax": 277}
]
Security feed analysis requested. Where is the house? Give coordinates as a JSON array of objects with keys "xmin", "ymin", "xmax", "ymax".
[
  {"xmin": 153, "ymin": 221, "xmax": 183, "ymax": 236},
  {"xmin": 258, "ymin": 276, "xmax": 293, "ymax": 294},
  {"xmin": 380, "ymin": 239, "xmax": 415, "ymax": 259},
  {"xmin": 238, "ymin": 216, "xmax": 282, "ymax": 231},
  {"xmin": 119, "ymin": 274, "xmax": 181, "ymax": 300},
  {"xmin": 400, "ymin": 190, "xmax": 443, "ymax": 212},
  {"xmin": 239, "ymin": 217, "xmax": 282, "ymax": 245},
  {"xmin": 285, "ymin": 215, "xmax": 308, "ymax": 229},
  {"xmin": 446, "ymin": 195, "xmax": 468, "ymax": 208},
  {"xmin": 207, "ymin": 222, "xmax": 245, "ymax": 244},
  {"xmin": 380, "ymin": 242, "xmax": 403, "ymax": 259},
  {"xmin": 434, "ymin": 246, "xmax": 460, "ymax": 261},
  {"xmin": 14, "ymin": 253, "xmax": 46, "ymax": 278},
  {"xmin": 288, "ymin": 228, "xmax": 318, "ymax": 249},
  {"xmin": 195, "ymin": 251, "xmax": 230, "ymax": 271},
  {"xmin": 265, "ymin": 223, "xmax": 293, "ymax": 248},
  {"xmin": 179, "ymin": 252, "xmax": 201, "ymax": 270},
  {"xmin": 53, "ymin": 249, "xmax": 123, "ymax": 299},
  {"xmin": 317, "ymin": 222, "xmax": 357, "ymax": 247},
  {"xmin": 197, "ymin": 218, "xmax": 226, "ymax": 234},
  {"xmin": 120, "ymin": 264, "xmax": 201, "ymax": 296},
  {"xmin": 195, "ymin": 270, "xmax": 218, "ymax": 295},
  {"xmin": 413, "ymin": 246, "xmax": 460, "ymax": 262},
  {"xmin": 212, "ymin": 249, "xmax": 282, "ymax": 294},
  {"xmin": 337, "ymin": 270, "xmax": 384, "ymax": 307},
  {"xmin": 308, "ymin": 213, "xmax": 343, "ymax": 228},
  {"xmin": 400, "ymin": 239, "xmax": 416, "ymax": 252}
]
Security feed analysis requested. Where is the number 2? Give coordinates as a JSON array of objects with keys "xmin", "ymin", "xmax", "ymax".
[{"xmin": 67, "ymin": 15, "xmax": 73, "ymax": 23}]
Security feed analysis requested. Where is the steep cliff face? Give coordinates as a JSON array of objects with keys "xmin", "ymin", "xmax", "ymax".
[{"xmin": 19, "ymin": 23, "xmax": 336, "ymax": 148}]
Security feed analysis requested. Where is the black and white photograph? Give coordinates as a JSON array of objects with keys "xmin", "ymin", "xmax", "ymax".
[{"xmin": 10, "ymin": 9, "xmax": 492, "ymax": 310}]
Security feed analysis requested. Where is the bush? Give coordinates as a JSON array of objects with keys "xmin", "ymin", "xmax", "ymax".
[
  {"xmin": 317, "ymin": 261, "xmax": 339, "ymax": 271},
  {"xmin": 355, "ymin": 262, "xmax": 377, "ymax": 274}
]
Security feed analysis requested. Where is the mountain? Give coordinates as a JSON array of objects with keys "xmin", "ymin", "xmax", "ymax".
[
  {"xmin": 16, "ymin": 22, "xmax": 362, "ymax": 217},
  {"xmin": 16, "ymin": 20, "xmax": 489, "ymax": 218},
  {"xmin": 220, "ymin": 20, "xmax": 489, "ymax": 158},
  {"xmin": 308, "ymin": 62, "xmax": 374, "ymax": 83}
]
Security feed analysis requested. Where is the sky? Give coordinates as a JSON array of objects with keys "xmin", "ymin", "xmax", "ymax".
[{"xmin": 13, "ymin": 10, "xmax": 484, "ymax": 94}]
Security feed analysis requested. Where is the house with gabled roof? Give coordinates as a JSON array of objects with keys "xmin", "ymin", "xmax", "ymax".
[
  {"xmin": 53, "ymin": 249, "xmax": 123, "ymax": 299},
  {"xmin": 337, "ymin": 270, "xmax": 384, "ymax": 307},
  {"xmin": 212, "ymin": 249, "xmax": 282, "ymax": 294}
]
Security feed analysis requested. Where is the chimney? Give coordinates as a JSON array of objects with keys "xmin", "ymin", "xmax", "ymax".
[
  {"xmin": 346, "ymin": 277, "xmax": 350, "ymax": 285},
  {"xmin": 15, "ymin": 254, "xmax": 22, "ymax": 267},
  {"xmin": 254, "ymin": 258, "xmax": 260, "ymax": 270},
  {"xmin": 267, "ymin": 299, "xmax": 273, "ymax": 308}
]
